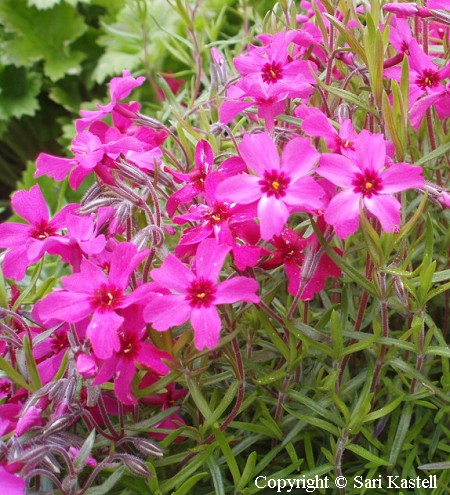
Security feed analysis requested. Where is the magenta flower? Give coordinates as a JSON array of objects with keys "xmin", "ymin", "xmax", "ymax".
[
  {"xmin": 36, "ymin": 243, "xmax": 151, "ymax": 359},
  {"xmin": 216, "ymin": 133, "xmax": 325, "ymax": 240},
  {"xmin": 385, "ymin": 40, "xmax": 450, "ymax": 106},
  {"xmin": 317, "ymin": 132, "xmax": 424, "ymax": 238},
  {"xmin": 166, "ymin": 140, "xmax": 214, "ymax": 216},
  {"xmin": 0, "ymin": 185, "xmax": 74, "ymax": 280},
  {"xmin": 298, "ymin": 106, "xmax": 358, "ymax": 157},
  {"xmin": 36, "ymin": 121, "xmax": 163, "ymax": 189},
  {"xmin": 233, "ymin": 31, "xmax": 316, "ymax": 86},
  {"xmin": 76, "ymin": 70, "xmax": 145, "ymax": 132},
  {"xmin": 93, "ymin": 308, "xmax": 172, "ymax": 405},
  {"xmin": 261, "ymin": 225, "xmax": 341, "ymax": 299},
  {"xmin": 143, "ymin": 238, "xmax": 260, "ymax": 350}
]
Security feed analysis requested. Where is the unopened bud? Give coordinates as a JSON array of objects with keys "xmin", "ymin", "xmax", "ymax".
[
  {"xmin": 117, "ymin": 454, "xmax": 153, "ymax": 478},
  {"xmin": 335, "ymin": 103, "xmax": 351, "ymax": 123}
]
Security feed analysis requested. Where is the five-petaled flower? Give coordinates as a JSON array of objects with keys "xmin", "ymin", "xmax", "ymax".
[
  {"xmin": 317, "ymin": 132, "xmax": 424, "ymax": 238},
  {"xmin": 143, "ymin": 238, "xmax": 260, "ymax": 350}
]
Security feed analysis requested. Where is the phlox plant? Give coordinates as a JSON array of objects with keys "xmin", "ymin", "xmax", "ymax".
[{"xmin": 1, "ymin": 1, "xmax": 450, "ymax": 494}]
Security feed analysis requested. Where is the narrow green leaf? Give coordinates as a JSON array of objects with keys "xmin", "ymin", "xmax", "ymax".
[
  {"xmin": 363, "ymin": 395, "xmax": 405, "ymax": 423},
  {"xmin": 204, "ymin": 381, "xmax": 239, "ymax": 429},
  {"xmin": 346, "ymin": 444, "xmax": 391, "ymax": 466},
  {"xmin": 213, "ymin": 428, "xmax": 241, "ymax": 486},
  {"xmin": 323, "ymin": 14, "xmax": 367, "ymax": 63},
  {"xmin": 22, "ymin": 336, "xmax": 42, "ymax": 391},
  {"xmin": 283, "ymin": 407, "xmax": 340, "ymax": 436},
  {"xmin": 0, "ymin": 356, "xmax": 32, "ymax": 391},
  {"xmin": 172, "ymin": 472, "xmax": 208, "ymax": 495},
  {"xmin": 389, "ymin": 403, "xmax": 413, "ymax": 465},
  {"xmin": 85, "ymin": 466, "xmax": 126, "ymax": 495},
  {"xmin": 415, "ymin": 139, "xmax": 450, "ymax": 166},
  {"xmin": 185, "ymin": 376, "xmax": 213, "ymax": 419},
  {"xmin": 237, "ymin": 451, "xmax": 257, "ymax": 490}
]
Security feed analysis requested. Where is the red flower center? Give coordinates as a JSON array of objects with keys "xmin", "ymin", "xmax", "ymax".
[
  {"xmin": 191, "ymin": 168, "xmax": 207, "ymax": 191},
  {"xmin": 261, "ymin": 61, "xmax": 284, "ymax": 84},
  {"xmin": 186, "ymin": 278, "xmax": 217, "ymax": 308},
  {"xmin": 336, "ymin": 136, "xmax": 355, "ymax": 151},
  {"xmin": 51, "ymin": 331, "xmax": 69, "ymax": 352},
  {"xmin": 416, "ymin": 68, "xmax": 440, "ymax": 90},
  {"xmin": 352, "ymin": 170, "xmax": 383, "ymax": 198},
  {"xmin": 206, "ymin": 202, "xmax": 232, "ymax": 225},
  {"xmin": 118, "ymin": 331, "xmax": 138, "ymax": 358},
  {"xmin": 29, "ymin": 219, "xmax": 57, "ymax": 240},
  {"xmin": 259, "ymin": 170, "xmax": 291, "ymax": 198},
  {"xmin": 90, "ymin": 284, "xmax": 124, "ymax": 312}
]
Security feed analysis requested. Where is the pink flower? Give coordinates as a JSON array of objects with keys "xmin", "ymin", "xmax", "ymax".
[
  {"xmin": 317, "ymin": 132, "xmax": 424, "ymax": 238},
  {"xmin": 143, "ymin": 239, "xmax": 260, "ymax": 350},
  {"xmin": 409, "ymin": 82, "xmax": 450, "ymax": 129},
  {"xmin": 216, "ymin": 133, "xmax": 325, "ymax": 240},
  {"xmin": 76, "ymin": 70, "xmax": 145, "ymax": 131},
  {"xmin": 385, "ymin": 40, "xmax": 450, "ymax": 106},
  {"xmin": 36, "ymin": 243, "xmax": 151, "ymax": 359},
  {"xmin": 261, "ymin": 225, "xmax": 341, "ymax": 299},
  {"xmin": 166, "ymin": 140, "xmax": 215, "ymax": 216},
  {"xmin": 298, "ymin": 106, "xmax": 358, "ymax": 157},
  {"xmin": 0, "ymin": 185, "xmax": 74, "ymax": 280},
  {"xmin": 93, "ymin": 308, "xmax": 172, "ymax": 405}
]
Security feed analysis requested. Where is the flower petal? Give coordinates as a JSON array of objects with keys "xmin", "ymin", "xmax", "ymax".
[
  {"xmin": 317, "ymin": 154, "xmax": 359, "ymax": 188},
  {"xmin": 191, "ymin": 306, "xmax": 221, "ymax": 350},
  {"xmin": 87, "ymin": 310, "xmax": 123, "ymax": 359},
  {"xmin": 364, "ymin": 195, "xmax": 401, "ymax": 233},
  {"xmin": 355, "ymin": 132, "xmax": 386, "ymax": 172},
  {"xmin": 37, "ymin": 291, "xmax": 92, "ymax": 323},
  {"xmin": 215, "ymin": 175, "xmax": 261, "ymax": 204},
  {"xmin": 257, "ymin": 195, "xmax": 289, "ymax": 240},
  {"xmin": 280, "ymin": 137, "xmax": 320, "ymax": 181},
  {"xmin": 143, "ymin": 294, "xmax": 191, "ymax": 330},
  {"xmin": 137, "ymin": 342, "xmax": 171, "ymax": 375},
  {"xmin": 11, "ymin": 185, "xmax": 49, "ymax": 225},
  {"xmin": 381, "ymin": 163, "xmax": 424, "ymax": 193},
  {"xmin": 284, "ymin": 176, "xmax": 326, "ymax": 212},
  {"xmin": 239, "ymin": 132, "xmax": 280, "ymax": 175},
  {"xmin": 215, "ymin": 276, "xmax": 260, "ymax": 304},
  {"xmin": 195, "ymin": 238, "xmax": 231, "ymax": 281},
  {"xmin": 151, "ymin": 254, "xmax": 194, "ymax": 293},
  {"xmin": 324, "ymin": 189, "xmax": 361, "ymax": 238}
]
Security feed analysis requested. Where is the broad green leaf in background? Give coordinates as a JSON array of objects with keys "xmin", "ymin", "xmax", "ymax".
[
  {"xmin": 0, "ymin": 0, "xmax": 87, "ymax": 81},
  {"xmin": 0, "ymin": 65, "xmax": 42, "ymax": 120}
]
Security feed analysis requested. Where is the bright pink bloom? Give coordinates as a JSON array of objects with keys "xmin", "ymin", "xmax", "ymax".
[
  {"xmin": 93, "ymin": 308, "xmax": 172, "ymax": 405},
  {"xmin": 299, "ymin": 106, "xmax": 358, "ymax": 157},
  {"xmin": 261, "ymin": 226, "xmax": 341, "ymax": 299},
  {"xmin": 233, "ymin": 31, "xmax": 315, "ymax": 85},
  {"xmin": 317, "ymin": 132, "xmax": 424, "ymax": 238},
  {"xmin": 166, "ymin": 140, "xmax": 215, "ymax": 216},
  {"xmin": 36, "ymin": 243, "xmax": 151, "ymax": 359},
  {"xmin": 216, "ymin": 133, "xmax": 325, "ymax": 240},
  {"xmin": 75, "ymin": 70, "xmax": 145, "ymax": 131},
  {"xmin": 0, "ymin": 185, "xmax": 74, "ymax": 280},
  {"xmin": 173, "ymin": 166, "xmax": 261, "ymax": 268},
  {"xmin": 409, "ymin": 82, "xmax": 450, "ymax": 129},
  {"xmin": 36, "ymin": 121, "xmax": 163, "ymax": 189},
  {"xmin": 385, "ymin": 40, "xmax": 450, "ymax": 105},
  {"xmin": 220, "ymin": 73, "xmax": 313, "ymax": 130},
  {"xmin": 143, "ymin": 239, "xmax": 260, "ymax": 350}
]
